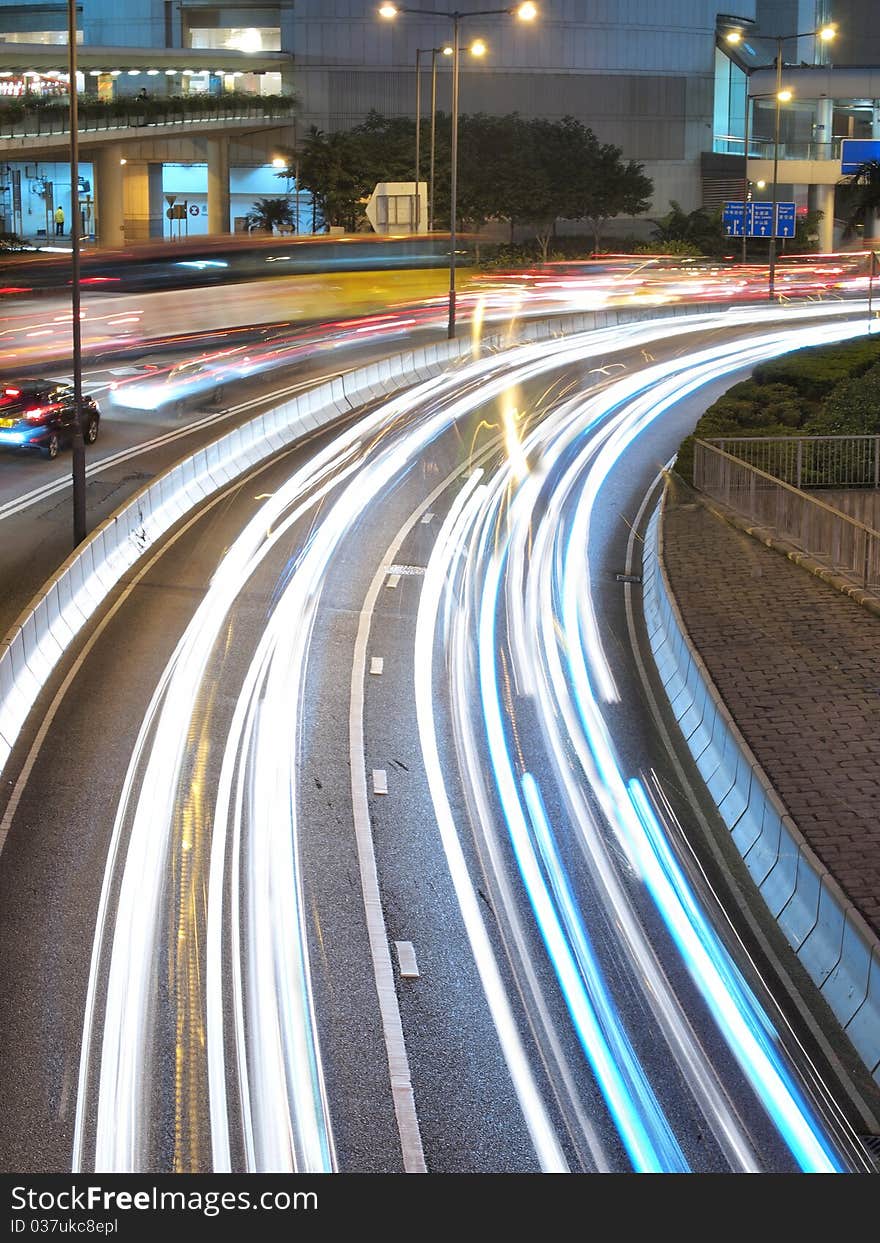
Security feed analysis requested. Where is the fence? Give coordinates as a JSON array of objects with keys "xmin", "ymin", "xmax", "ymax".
[
  {"xmin": 704, "ymin": 434, "xmax": 880, "ymax": 490},
  {"xmin": 694, "ymin": 438, "xmax": 880, "ymax": 594}
]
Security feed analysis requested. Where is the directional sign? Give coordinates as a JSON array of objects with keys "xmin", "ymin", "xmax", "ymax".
[
  {"xmin": 723, "ymin": 200, "xmax": 797, "ymax": 238},
  {"xmin": 722, "ymin": 202, "xmax": 744, "ymax": 236},
  {"xmin": 775, "ymin": 202, "xmax": 796, "ymax": 239},
  {"xmin": 841, "ymin": 139, "xmax": 880, "ymax": 176},
  {"xmin": 750, "ymin": 202, "xmax": 773, "ymax": 237}
]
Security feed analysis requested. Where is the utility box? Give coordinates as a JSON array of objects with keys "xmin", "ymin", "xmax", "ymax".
[{"xmin": 364, "ymin": 181, "xmax": 427, "ymax": 234}]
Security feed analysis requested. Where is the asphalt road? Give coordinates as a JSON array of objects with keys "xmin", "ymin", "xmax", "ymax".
[{"xmin": 0, "ymin": 303, "xmax": 878, "ymax": 1174}]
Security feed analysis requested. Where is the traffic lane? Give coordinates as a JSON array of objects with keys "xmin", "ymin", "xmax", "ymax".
[
  {"xmin": 0, "ymin": 325, "xmax": 455, "ymax": 639},
  {"xmin": 584, "ymin": 380, "xmax": 880, "ymax": 1156},
  {"xmin": 301, "ymin": 457, "xmax": 551, "ymax": 1172},
  {"xmin": 0, "ymin": 412, "xmax": 385, "ymax": 1173}
]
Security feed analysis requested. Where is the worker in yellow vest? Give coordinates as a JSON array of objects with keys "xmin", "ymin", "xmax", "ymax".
[{"xmin": 54, "ymin": 205, "xmax": 65, "ymax": 236}]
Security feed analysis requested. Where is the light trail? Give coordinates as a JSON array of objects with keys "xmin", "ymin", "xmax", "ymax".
[{"xmin": 71, "ymin": 303, "xmax": 871, "ymax": 1172}]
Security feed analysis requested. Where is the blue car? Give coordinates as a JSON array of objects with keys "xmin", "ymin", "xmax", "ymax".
[{"xmin": 0, "ymin": 379, "xmax": 100, "ymax": 460}]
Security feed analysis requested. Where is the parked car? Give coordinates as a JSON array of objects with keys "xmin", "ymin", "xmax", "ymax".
[{"xmin": 0, "ymin": 379, "xmax": 100, "ymax": 460}]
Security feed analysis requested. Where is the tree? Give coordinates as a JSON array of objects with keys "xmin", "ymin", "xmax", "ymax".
[
  {"xmin": 570, "ymin": 144, "xmax": 653, "ymax": 253},
  {"xmin": 245, "ymin": 197, "xmax": 295, "ymax": 234},
  {"xmin": 838, "ymin": 159, "xmax": 880, "ymax": 242},
  {"xmin": 294, "ymin": 127, "xmax": 365, "ymax": 231},
  {"xmin": 651, "ymin": 200, "xmax": 725, "ymax": 255}
]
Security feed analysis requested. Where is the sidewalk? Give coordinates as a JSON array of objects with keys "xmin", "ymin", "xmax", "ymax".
[{"xmin": 659, "ymin": 475, "xmax": 880, "ymax": 943}]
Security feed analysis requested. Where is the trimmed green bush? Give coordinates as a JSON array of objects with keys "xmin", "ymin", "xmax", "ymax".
[{"xmin": 675, "ymin": 335, "xmax": 880, "ymax": 484}]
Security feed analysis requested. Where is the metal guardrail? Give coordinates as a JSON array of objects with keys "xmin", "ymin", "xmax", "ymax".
[
  {"xmin": 0, "ymin": 97, "xmax": 295, "ymax": 140},
  {"xmin": 694, "ymin": 439, "xmax": 880, "ymax": 594},
  {"xmin": 705, "ymin": 434, "xmax": 880, "ymax": 490}
]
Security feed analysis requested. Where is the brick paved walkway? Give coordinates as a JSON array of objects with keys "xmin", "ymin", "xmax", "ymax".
[{"xmin": 660, "ymin": 478, "xmax": 880, "ymax": 941}]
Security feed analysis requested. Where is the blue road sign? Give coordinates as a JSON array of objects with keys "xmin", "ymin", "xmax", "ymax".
[
  {"xmin": 723, "ymin": 202, "xmax": 744, "ymax": 236},
  {"xmin": 841, "ymin": 139, "xmax": 880, "ymax": 176},
  {"xmin": 723, "ymin": 200, "xmax": 797, "ymax": 238},
  {"xmin": 775, "ymin": 202, "xmax": 796, "ymax": 239},
  {"xmin": 750, "ymin": 202, "xmax": 774, "ymax": 237}
]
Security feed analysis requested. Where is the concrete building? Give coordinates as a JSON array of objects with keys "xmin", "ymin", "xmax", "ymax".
[{"xmin": 0, "ymin": 1, "xmax": 877, "ymax": 244}]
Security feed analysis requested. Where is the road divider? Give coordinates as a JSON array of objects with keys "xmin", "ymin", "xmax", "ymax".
[{"xmin": 641, "ymin": 484, "xmax": 880, "ymax": 1087}]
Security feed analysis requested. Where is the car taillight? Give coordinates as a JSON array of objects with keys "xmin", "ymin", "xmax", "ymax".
[{"xmin": 24, "ymin": 407, "xmax": 46, "ymax": 422}]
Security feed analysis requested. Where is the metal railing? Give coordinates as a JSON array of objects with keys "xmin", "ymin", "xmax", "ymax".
[
  {"xmin": 0, "ymin": 95, "xmax": 295, "ymax": 141},
  {"xmin": 694, "ymin": 439, "xmax": 880, "ymax": 594},
  {"xmin": 712, "ymin": 134, "xmax": 843, "ymax": 161},
  {"xmin": 704, "ymin": 434, "xmax": 880, "ymax": 490}
]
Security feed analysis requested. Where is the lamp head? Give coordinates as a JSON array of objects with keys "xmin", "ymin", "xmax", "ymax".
[
  {"xmin": 777, "ymin": 88, "xmax": 793, "ymax": 102},
  {"xmin": 515, "ymin": 2, "xmax": 538, "ymax": 20},
  {"xmin": 470, "ymin": 38, "xmax": 487, "ymax": 57},
  {"xmin": 442, "ymin": 45, "xmax": 453, "ymax": 56},
  {"xmin": 725, "ymin": 30, "xmax": 742, "ymax": 44},
  {"xmin": 818, "ymin": 23, "xmax": 836, "ymax": 42},
  {"xmin": 378, "ymin": 4, "xmax": 398, "ymax": 19}
]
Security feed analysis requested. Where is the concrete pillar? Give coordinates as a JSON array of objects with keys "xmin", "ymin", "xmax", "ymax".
[
  {"xmin": 147, "ymin": 163, "xmax": 164, "ymax": 239},
  {"xmin": 94, "ymin": 143, "xmax": 126, "ymax": 248},
  {"xmin": 815, "ymin": 96, "xmax": 834, "ymax": 160},
  {"xmin": 206, "ymin": 136, "xmax": 230, "ymax": 236},
  {"xmin": 814, "ymin": 181, "xmax": 835, "ymax": 253}
]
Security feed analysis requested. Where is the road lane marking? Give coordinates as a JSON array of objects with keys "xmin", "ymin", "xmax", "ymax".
[
  {"xmin": 395, "ymin": 942, "xmax": 420, "ymax": 980},
  {"xmin": 386, "ymin": 574, "xmax": 400, "ymax": 589},
  {"xmin": 372, "ymin": 769, "xmax": 388, "ymax": 795},
  {"xmin": 370, "ymin": 657, "xmax": 384, "ymax": 676}
]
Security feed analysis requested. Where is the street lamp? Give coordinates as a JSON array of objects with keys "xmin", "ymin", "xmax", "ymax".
[
  {"xmin": 67, "ymin": 0, "xmax": 86, "ymax": 547},
  {"xmin": 740, "ymin": 87, "xmax": 791, "ymax": 265},
  {"xmin": 415, "ymin": 39, "xmax": 484, "ymax": 233},
  {"xmin": 418, "ymin": 42, "xmax": 484, "ymax": 234},
  {"xmin": 726, "ymin": 22, "xmax": 836, "ymax": 299},
  {"xmin": 380, "ymin": 3, "xmax": 539, "ymax": 339},
  {"xmin": 430, "ymin": 46, "xmax": 453, "ymax": 231}
]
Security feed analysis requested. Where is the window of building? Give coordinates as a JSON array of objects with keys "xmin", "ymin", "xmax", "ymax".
[
  {"xmin": 183, "ymin": 24, "xmax": 281, "ymax": 94},
  {"xmin": 0, "ymin": 31, "xmax": 83, "ymax": 44}
]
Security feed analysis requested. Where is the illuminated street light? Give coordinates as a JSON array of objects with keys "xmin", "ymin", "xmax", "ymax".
[
  {"xmin": 728, "ymin": 22, "xmax": 837, "ymax": 296},
  {"xmin": 418, "ymin": 39, "xmax": 489, "ymax": 232},
  {"xmin": 379, "ymin": 3, "xmax": 539, "ymax": 338}
]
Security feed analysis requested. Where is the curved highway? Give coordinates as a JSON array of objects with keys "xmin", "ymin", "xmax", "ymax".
[{"xmin": 0, "ymin": 301, "xmax": 878, "ymax": 1173}]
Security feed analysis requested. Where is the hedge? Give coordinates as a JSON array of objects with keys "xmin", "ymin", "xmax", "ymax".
[{"xmin": 675, "ymin": 336, "xmax": 880, "ymax": 484}]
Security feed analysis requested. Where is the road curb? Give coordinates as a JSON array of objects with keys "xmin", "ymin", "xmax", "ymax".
[{"xmin": 642, "ymin": 477, "xmax": 880, "ymax": 1087}]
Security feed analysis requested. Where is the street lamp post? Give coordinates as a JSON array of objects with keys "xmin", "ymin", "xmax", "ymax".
[
  {"xmin": 726, "ymin": 23, "xmax": 836, "ymax": 301},
  {"xmin": 67, "ymin": 0, "xmax": 86, "ymax": 547},
  {"xmin": 767, "ymin": 36, "xmax": 785, "ymax": 300},
  {"xmin": 379, "ymin": 3, "xmax": 538, "ymax": 339},
  {"xmin": 414, "ymin": 48, "xmax": 424, "ymax": 231},
  {"xmin": 428, "ymin": 47, "xmax": 448, "ymax": 230}
]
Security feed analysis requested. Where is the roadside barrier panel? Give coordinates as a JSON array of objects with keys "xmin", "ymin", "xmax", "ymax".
[
  {"xmin": 643, "ymin": 481, "xmax": 880, "ymax": 1086},
  {"xmin": 798, "ymin": 877, "xmax": 846, "ymax": 985},
  {"xmin": 823, "ymin": 915, "xmax": 875, "ymax": 1024},
  {"xmin": 776, "ymin": 849, "xmax": 822, "ymax": 949}
]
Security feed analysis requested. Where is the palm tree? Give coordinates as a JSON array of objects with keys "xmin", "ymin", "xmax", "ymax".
[
  {"xmin": 838, "ymin": 160, "xmax": 880, "ymax": 242},
  {"xmin": 245, "ymin": 197, "xmax": 295, "ymax": 235}
]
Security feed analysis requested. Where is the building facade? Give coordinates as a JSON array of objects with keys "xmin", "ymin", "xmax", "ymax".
[{"xmin": 0, "ymin": 1, "xmax": 877, "ymax": 244}]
